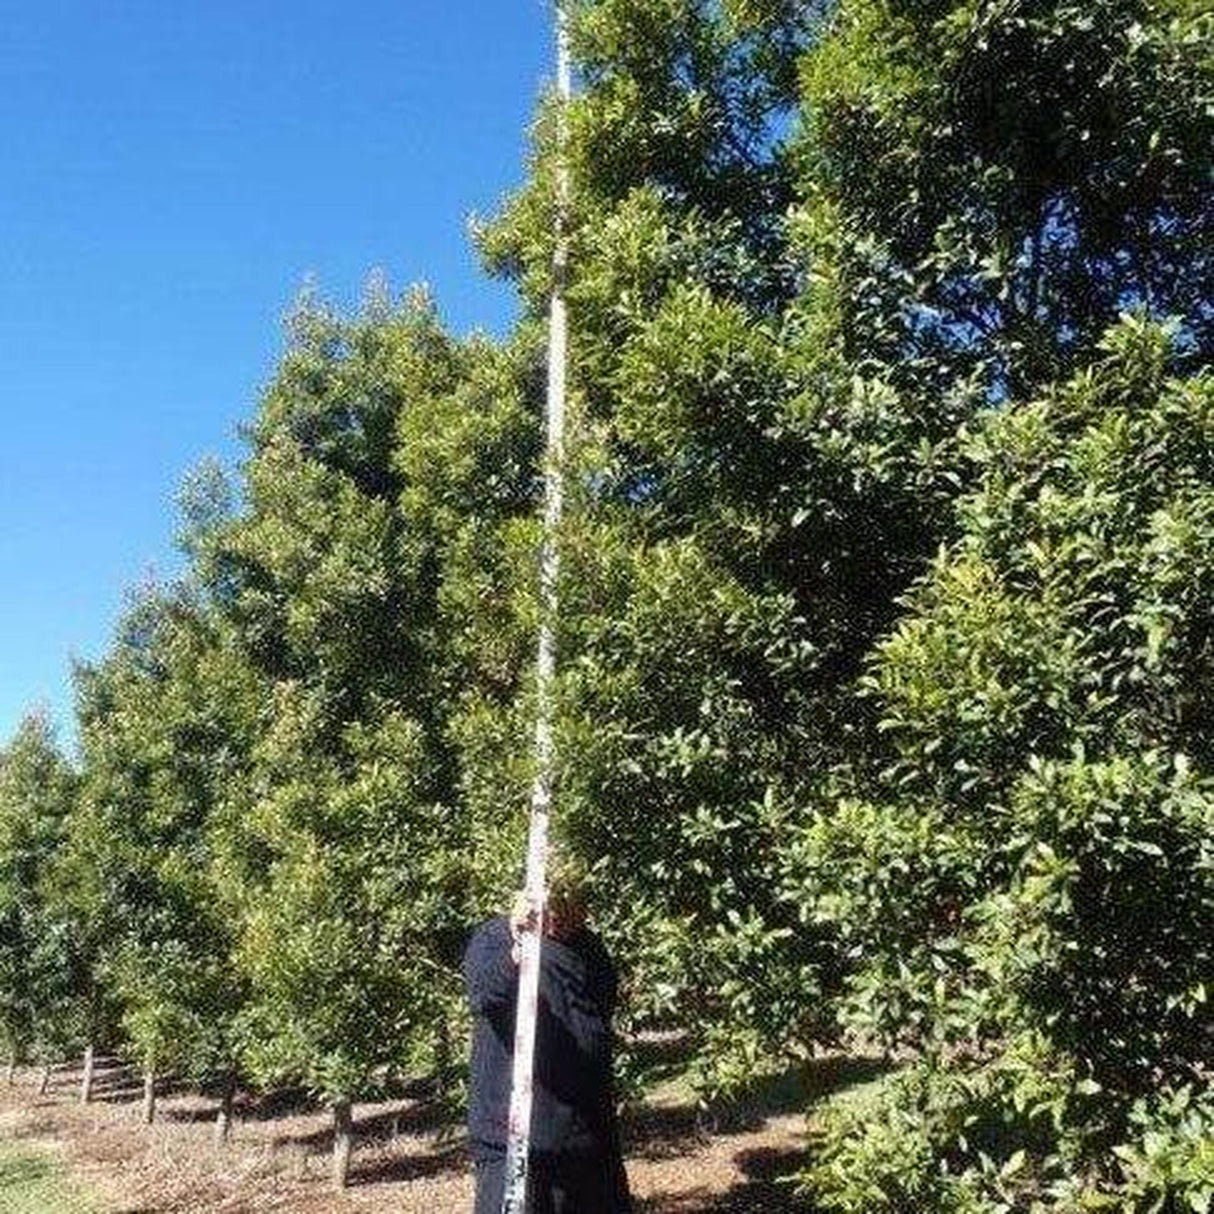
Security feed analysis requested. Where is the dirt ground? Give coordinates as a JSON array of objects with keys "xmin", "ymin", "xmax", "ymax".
[{"xmin": 0, "ymin": 1056, "xmax": 820, "ymax": 1213}]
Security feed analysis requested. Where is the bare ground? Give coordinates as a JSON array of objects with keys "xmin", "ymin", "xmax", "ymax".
[{"xmin": 0, "ymin": 1055, "xmax": 846, "ymax": 1213}]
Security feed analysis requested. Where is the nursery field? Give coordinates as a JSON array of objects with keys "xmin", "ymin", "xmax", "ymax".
[
  {"xmin": 1, "ymin": 1, "xmax": 1209, "ymax": 1210},
  {"xmin": 0, "ymin": 1053, "xmax": 875, "ymax": 1213}
]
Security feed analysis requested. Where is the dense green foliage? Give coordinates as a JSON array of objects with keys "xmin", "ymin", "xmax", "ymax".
[
  {"xmin": 796, "ymin": 320, "xmax": 1214, "ymax": 1210},
  {"xmin": 0, "ymin": 0, "xmax": 1209, "ymax": 1204},
  {"xmin": 67, "ymin": 588, "xmax": 256, "ymax": 1089},
  {"xmin": 0, "ymin": 715, "xmax": 79, "ymax": 1069}
]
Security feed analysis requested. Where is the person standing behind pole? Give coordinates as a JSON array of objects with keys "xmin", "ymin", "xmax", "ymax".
[{"xmin": 463, "ymin": 861, "xmax": 633, "ymax": 1213}]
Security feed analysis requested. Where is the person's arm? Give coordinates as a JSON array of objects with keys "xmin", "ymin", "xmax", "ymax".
[
  {"xmin": 586, "ymin": 933, "xmax": 619, "ymax": 1020},
  {"xmin": 463, "ymin": 919, "xmax": 517, "ymax": 1015}
]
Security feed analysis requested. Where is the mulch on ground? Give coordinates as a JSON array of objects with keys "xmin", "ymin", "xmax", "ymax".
[{"xmin": 0, "ymin": 1059, "xmax": 812, "ymax": 1213}]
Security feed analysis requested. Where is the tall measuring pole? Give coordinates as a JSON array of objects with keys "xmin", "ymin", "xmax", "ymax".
[{"xmin": 500, "ymin": 3, "xmax": 571, "ymax": 1212}]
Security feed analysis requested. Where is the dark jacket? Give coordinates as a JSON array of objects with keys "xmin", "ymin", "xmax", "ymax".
[{"xmin": 463, "ymin": 916, "xmax": 620, "ymax": 1162}]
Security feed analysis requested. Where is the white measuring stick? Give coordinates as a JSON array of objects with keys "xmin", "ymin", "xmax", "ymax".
[{"xmin": 500, "ymin": 4, "xmax": 571, "ymax": 1212}]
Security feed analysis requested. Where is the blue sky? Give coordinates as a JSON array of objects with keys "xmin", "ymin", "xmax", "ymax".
[{"xmin": 0, "ymin": 1, "xmax": 552, "ymax": 749}]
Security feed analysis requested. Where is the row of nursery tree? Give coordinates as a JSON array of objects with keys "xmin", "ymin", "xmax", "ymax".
[{"xmin": 2, "ymin": 0, "xmax": 1211, "ymax": 1205}]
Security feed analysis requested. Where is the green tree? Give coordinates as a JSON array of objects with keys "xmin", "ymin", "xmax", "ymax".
[
  {"xmin": 797, "ymin": 322, "xmax": 1214, "ymax": 1211},
  {"xmin": 784, "ymin": 0, "xmax": 1212, "ymax": 1200},
  {"xmin": 0, "ymin": 713, "xmax": 78, "ymax": 1084},
  {"xmin": 473, "ymin": 0, "xmax": 868, "ymax": 1097},
  {"xmin": 796, "ymin": 0, "xmax": 1212, "ymax": 402},
  {"xmin": 486, "ymin": 0, "xmax": 1212, "ymax": 1105},
  {"xmin": 68, "ymin": 586, "xmax": 257, "ymax": 1124},
  {"xmin": 199, "ymin": 289, "xmax": 494, "ymax": 1186}
]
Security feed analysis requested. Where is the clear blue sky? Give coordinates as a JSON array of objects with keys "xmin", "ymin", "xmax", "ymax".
[{"xmin": 0, "ymin": 0, "xmax": 552, "ymax": 750}]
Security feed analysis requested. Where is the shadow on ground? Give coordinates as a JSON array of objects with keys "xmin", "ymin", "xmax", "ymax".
[
  {"xmin": 267, "ymin": 1098, "xmax": 452, "ymax": 1153},
  {"xmin": 351, "ymin": 1140, "xmax": 469, "ymax": 1188},
  {"xmin": 626, "ymin": 1051, "xmax": 893, "ymax": 1211},
  {"xmin": 628, "ymin": 1050, "xmax": 891, "ymax": 1157},
  {"xmin": 636, "ymin": 1144, "xmax": 809, "ymax": 1212}
]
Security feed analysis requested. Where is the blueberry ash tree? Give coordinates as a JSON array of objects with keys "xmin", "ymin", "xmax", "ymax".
[
  {"xmin": 475, "ymin": 0, "xmax": 845, "ymax": 1097},
  {"xmin": 0, "ymin": 713, "xmax": 78, "ymax": 1089},
  {"xmin": 798, "ymin": 316, "xmax": 1214, "ymax": 1213},
  {"xmin": 196, "ymin": 290, "xmax": 521, "ymax": 1187},
  {"xmin": 67, "ymin": 587, "xmax": 257, "ymax": 1125},
  {"xmin": 780, "ymin": 0, "xmax": 1212, "ymax": 1205}
]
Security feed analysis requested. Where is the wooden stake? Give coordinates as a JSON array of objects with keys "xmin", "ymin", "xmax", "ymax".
[
  {"xmin": 80, "ymin": 1044, "xmax": 95, "ymax": 1104},
  {"xmin": 332, "ymin": 1098, "xmax": 353, "ymax": 1190},
  {"xmin": 215, "ymin": 1074, "xmax": 236, "ymax": 1146},
  {"xmin": 142, "ymin": 1066, "xmax": 157, "ymax": 1125}
]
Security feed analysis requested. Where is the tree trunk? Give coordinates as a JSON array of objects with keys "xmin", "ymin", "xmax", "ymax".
[
  {"xmin": 435, "ymin": 1020, "xmax": 452, "ymax": 1100},
  {"xmin": 80, "ymin": 1044, "xmax": 95, "ymax": 1104},
  {"xmin": 5, "ymin": 1056, "xmax": 15, "ymax": 1086},
  {"xmin": 214, "ymin": 1074, "xmax": 236, "ymax": 1147},
  {"xmin": 142, "ymin": 1066, "xmax": 157, "ymax": 1125},
  {"xmin": 331, "ymin": 1098, "xmax": 353, "ymax": 1190},
  {"xmin": 38, "ymin": 1064, "xmax": 51, "ymax": 1095}
]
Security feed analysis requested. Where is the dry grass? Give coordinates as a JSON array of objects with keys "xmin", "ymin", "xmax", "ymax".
[{"xmin": 0, "ymin": 1055, "xmax": 837, "ymax": 1213}]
